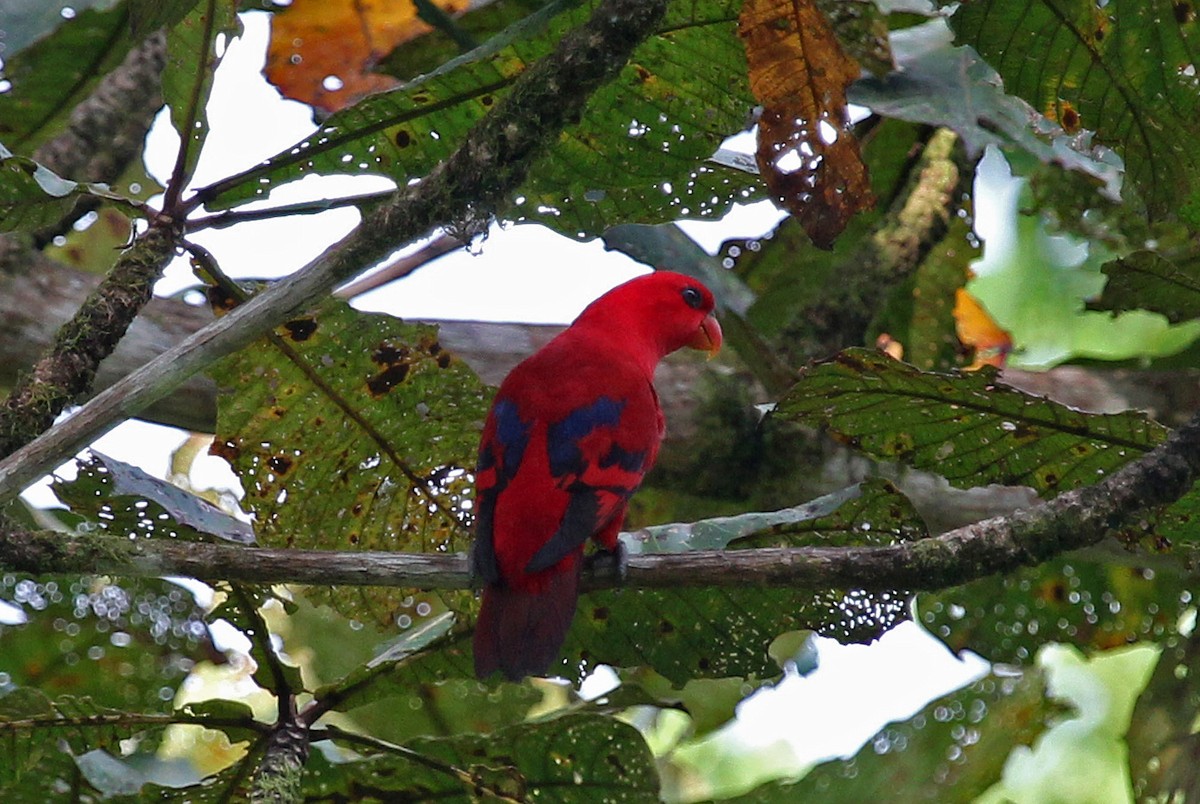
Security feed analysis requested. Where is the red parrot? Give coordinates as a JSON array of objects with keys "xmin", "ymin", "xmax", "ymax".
[{"xmin": 471, "ymin": 270, "xmax": 723, "ymax": 681}]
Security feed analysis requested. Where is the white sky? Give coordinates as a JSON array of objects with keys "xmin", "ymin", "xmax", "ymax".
[{"xmin": 15, "ymin": 10, "xmax": 990, "ymax": 770}]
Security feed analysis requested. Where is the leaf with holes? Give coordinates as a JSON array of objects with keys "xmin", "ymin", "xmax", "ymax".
[
  {"xmin": 208, "ymin": 298, "xmax": 489, "ymax": 626},
  {"xmin": 53, "ymin": 451, "xmax": 254, "ymax": 544},
  {"xmin": 738, "ymin": 0, "xmax": 877, "ymax": 247},
  {"xmin": 162, "ymin": 0, "xmax": 241, "ymax": 187},
  {"xmin": 196, "ymin": 0, "xmax": 759, "ymax": 239},
  {"xmin": 738, "ymin": 669, "xmax": 1055, "ymax": 801},
  {"xmin": 937, "ymin": 0, "xmax": 1200, "ymax": 220},
  {"xmin": 557, "ymin": 479, "xmax": 922, "ymax": 684},
  {"xmin": 301, "ymin": 713, "xmax": 659, "ymax": 801},
  {"xmin": 776, "ymin": 348, "xmax": 1167, "ymax": 497},
  {"xmin": 1093, "ymin": 250, "xmax": 1200, "ymax": 324},
  {"xmin": 919, "ymin": 557, "xmax": 1194, "ymax": 664}
]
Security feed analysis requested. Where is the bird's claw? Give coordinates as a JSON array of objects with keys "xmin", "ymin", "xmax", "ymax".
[{"xmin": 586, "ymin": 541, "xmax": 628, "ymax": 585}]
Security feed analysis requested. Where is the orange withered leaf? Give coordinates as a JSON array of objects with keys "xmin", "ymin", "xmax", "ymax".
[
  {"xmin": 954, "ymin": 288, "xmax": 1013, "ymax": 369},
  {"xmin": 738, "ymin": 0, "xmax": 875, "ymax": 248},
  {"xmin": 266, "ymin": 0, "xmax": 467, "ymax": 114}
]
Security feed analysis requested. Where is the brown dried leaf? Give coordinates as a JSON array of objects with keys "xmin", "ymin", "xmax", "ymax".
[
  {"xmin": 265, "ymin": 0, "xmax": 467, "ymax": 114},
  {"xmin": 739, "ymin": 0, "xmax": 875, "ymax": 248}
]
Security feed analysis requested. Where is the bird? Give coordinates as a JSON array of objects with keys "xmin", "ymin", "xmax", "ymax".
[{"xmin": 470, "ymin": 270, "xmax": 722, "ymax": 681}]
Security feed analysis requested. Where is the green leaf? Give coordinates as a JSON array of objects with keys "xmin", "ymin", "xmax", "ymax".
[
  {"xmin": 734, "ymin": 669, "xmax": 1057, "ymax": 801},
  {"xmin": 310, "ymin": 611, "xmax": 457, "ymax": 711},
  {"xmin": 162, "ymin": 0, "xmax": 241, "ymax": 188},
  {"xmin": 850, "ymin": 25, "xmax": 1121, "ymax": 198},
  {"xmin": 1094, "ymin": 250, "xmax": 1200, "ymax": 324},
  {"xmin": 0, "ymin": 4, "xmax": 135, "ymax": 151},
  {"xmin": 0, "ymin": 1, "xmax": 119, "ymax": 59},
  {"xmin": 129, "ymin": 0, "xmax": 202, "ymax": 39},
  {"xmin": 53, "ymin": 451, "xmax": 254, "ymax": 544},
  {"xmin": 919, "ymin": 557, "xmax": 1194, "ymax": 664},
  {"xmin": 0, "ymin": 691, "xmax": 150, "ymax": 788},
  {"xmin": 0, "ymin": 144, "xmax": 125, "ymax": 232},
  {"xmin": 209, "ymin": 298, "xmax": 489, "ymax": 626},
  {"xmin": 939, "ymin": 0, "xmax": 1200, "ymax": 220},
  {"xmin": 775, "ymin": 348, "xmax": 1168, "ymax": 497},
  {"xmin": 197, "ymin": 0, "xmax": 758, "ymax": 239},
  {"xmin": 558, "ymin": 480, "xmax": 922, "ymax": 684},
  {"xmin": 305, "ymin": 713, "xmax": 660, "ymax": 801}
]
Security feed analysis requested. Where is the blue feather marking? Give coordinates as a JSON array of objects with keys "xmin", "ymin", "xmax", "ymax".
[
  {"xmin": 492, "ymin": 398, "xmax": 531, "ymax": 479},
  {"xmin": 547, "ymin": 397, "xmax": 624, "ymax": 478},
  {"xmin": 600, "ymin": 443, "xmax": 646, "ymax": 474},
  {"xmin": 472, "ymin": 398, "xmax": 531, "ymax": 585},
  {"xmin": 525, "ymin": 491, "xmax": 602, "ymax": 573}
]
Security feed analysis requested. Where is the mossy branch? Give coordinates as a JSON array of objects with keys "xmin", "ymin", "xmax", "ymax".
[{"xmin": 0, "ymin": 223, "xmax": 178, "ymax": 458}]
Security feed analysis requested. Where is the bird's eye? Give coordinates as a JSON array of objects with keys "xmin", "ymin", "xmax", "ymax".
[{"xmin": 681, "ymin": 286, "xmax": 704, "ymax": 309}]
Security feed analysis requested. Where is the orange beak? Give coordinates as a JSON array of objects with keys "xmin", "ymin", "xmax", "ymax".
[{"xmin": 687, "ymin": 313, "xmax": 723, "ymax": 358}]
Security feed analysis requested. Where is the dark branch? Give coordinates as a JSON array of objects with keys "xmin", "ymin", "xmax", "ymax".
[{"xmin": 3, "ymin": 406, "xmax": 1198, "ymax": 592}]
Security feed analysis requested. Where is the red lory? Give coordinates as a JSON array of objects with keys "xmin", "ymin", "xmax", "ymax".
[{"xmin": 471, "ymin": 270, "xmax": 722, "ymax": 681}]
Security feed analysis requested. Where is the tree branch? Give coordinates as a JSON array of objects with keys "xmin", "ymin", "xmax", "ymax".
[
  {"xmin": 0, "ymin": 0, "xmax": 671, "ymax": 504},
  {"xmin": 3, "ymin": 406, "xmax": 1198, "ymax": 591},
  {"xmin": 0, "ymin": 223, "xmax": 178, "ymax": 459}
]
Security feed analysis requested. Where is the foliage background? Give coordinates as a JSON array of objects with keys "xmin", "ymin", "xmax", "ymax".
[{"xmin": 1, "ymin": 0, "xmax": 1200, "ymax": 801}]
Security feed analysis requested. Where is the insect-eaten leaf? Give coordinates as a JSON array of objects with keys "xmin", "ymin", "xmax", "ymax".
[
  {"xmin": 54, "ymin": 451, "xmax": 254, "ymax": 545},
  {"xmin": 208, "ymin": 297, "xmax": 490, "ymax": 627},
  {"xmin": 776, "ymin": 348, "xmax": 1167, "ymax": 497},
  {"xmin": 739, "ymin": 0, "xmax": 876, "ymax": 248},
  {"xmin": 558, "ymin": 480, "xmax": 924, "ymax": 685}
]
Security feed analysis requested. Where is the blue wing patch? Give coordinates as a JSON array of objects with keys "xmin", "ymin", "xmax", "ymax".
[
  {"xmin": 546, "ymin": 396, "xmax": 624, "ymax": 478},
  {"xmin": 472, "ymin": 398, "xmax": 532, "ymax": 585}
]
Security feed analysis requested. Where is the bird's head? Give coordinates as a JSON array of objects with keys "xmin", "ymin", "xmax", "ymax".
[{"xmin": 574, "ymin": 271, "xmax": 723, "ymax": 369}]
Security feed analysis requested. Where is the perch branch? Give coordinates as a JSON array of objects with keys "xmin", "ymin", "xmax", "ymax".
[
  {"xmin": 3, "ymin": 405, "xmax": 1198, "ymax": 590},
  {"xmin": 0, "ymin": 0, "xmax": 671, "ymax": 504}
]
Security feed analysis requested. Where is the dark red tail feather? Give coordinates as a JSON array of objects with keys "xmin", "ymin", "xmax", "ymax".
[{"xmin": 473, "ymin": 569, "xmax": 580, "ymax": 681}]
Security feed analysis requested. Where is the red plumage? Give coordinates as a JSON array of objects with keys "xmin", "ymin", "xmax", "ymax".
[{"xmin": 471, "ymin": 271, "xmax": 722, "ymax": 681}]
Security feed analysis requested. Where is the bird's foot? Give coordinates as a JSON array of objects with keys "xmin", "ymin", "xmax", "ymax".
[{"xmin": 586, "ymin": 541, "xmax": 628, "ymax": 585}]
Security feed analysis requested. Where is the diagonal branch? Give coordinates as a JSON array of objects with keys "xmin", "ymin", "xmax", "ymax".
[
  {"xmin": 3, "ymin": 405, "xmax": 1199, "ymax": 591},
  {"xmin": 0, "ymin": 0, "xmax": 671, "ymax": 505}
]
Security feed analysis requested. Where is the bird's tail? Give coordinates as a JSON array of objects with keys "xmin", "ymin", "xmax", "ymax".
[{"xmin": 473, "ymin": 569, "xmax": 580, "ymax": 681}]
